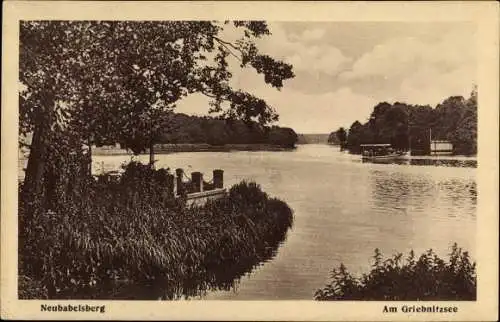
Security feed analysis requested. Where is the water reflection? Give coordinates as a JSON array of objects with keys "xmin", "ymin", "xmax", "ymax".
[
  {"xmin": 438, "ymin": 179, "xmax": 477, "ymax": 209},
  {"xmin": 370, "ymin": 170, "xmax": 422, "ymax": 215},
  {"xmin": 87, "ymin": 145, "xmax": 476, "ymax": 300},
  {"xmin": 371, "ymin": 170, "xmax": 477, "ymax": 220},
  {"xmin": 362, "ymin": 158, "xmax": 477, "ymax": 168},
  {"xmin": 99, "ymin": 235, "xmax": 287, "ymax": 300}
]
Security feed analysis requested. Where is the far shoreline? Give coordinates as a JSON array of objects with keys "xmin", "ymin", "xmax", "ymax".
[{"xmin": 92, "ymin": 143, "xmax": 297, "ymax": 156}]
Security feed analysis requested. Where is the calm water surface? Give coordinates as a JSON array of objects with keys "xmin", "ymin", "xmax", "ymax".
[{"xmin": 92, "ymin": 144, "xmax": 476, "ymax": 300}]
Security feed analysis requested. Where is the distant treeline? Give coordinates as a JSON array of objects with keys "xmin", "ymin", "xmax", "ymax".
[
  {"xmin": 297, "ymin": 133, "xmax": 331, "ymax": 144},
  {"xmin": 131, "ymin": 113, "xmax": 298, "ymax": 148},
  {"xmin": 326, "ymin": 133, "xmax": 341, "ymax": 145},
  {"xmin": 329, "ymin": 88, "xmax": 477, "ymax": 155}
]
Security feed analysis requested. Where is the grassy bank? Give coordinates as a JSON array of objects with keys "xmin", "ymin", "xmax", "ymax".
[
  {"xmin": 315, "ymin": 245, "xmax": 476, "ymax": 301},
  {"xmin": 18, "ymin": 164, "xmax": 294, "ymax": 300}
]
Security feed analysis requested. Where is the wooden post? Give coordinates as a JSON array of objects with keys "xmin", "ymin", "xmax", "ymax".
[
  {"xmin": 213, "ymin": 169, "xmax": 224, "ymax": 189},
  {"xmin": 175, "ymin": 168, "xmax": 184, "ymax": 195},
  {"xmin": 149, "ymin": 140, "xmax": 155, "ymax": 168},
  {"xmin": 191, "ymin": 172, "xmax": 203, "ymax": 193},
  {"xmin": 166, "ymin": 174, "xmax": 175, "ymax": 196},
  {"xmin": 87, "ymin": 138, "xmax": 92, "ymax": 177}
]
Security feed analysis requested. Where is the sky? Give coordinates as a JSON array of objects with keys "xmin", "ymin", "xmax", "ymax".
[{"xmin": 176, "ymin": 22, "xmax": 477, "ymax": 134}]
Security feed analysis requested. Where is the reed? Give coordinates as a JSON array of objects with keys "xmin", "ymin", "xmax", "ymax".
[
  {"xmin": 18, "ymin": 165, "xmax": 293, "ymax": 300},
  {"xmin": 314, "ymin": 245, "xmax": 476, "ymax": 301}
]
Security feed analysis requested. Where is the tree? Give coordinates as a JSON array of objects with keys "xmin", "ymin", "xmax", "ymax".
[
  {"xmin": 408, "ymin": 104, "xmax": 434, "ymax": 155},
  {"xmin": 342, "ymin": 87, "xmax": 477, "ymax": 155},
  {"xmin": 203, "ymin": 118, "xmax": 230, "ymax": 146},
  {"xmin": 368, "ymin": 102, "xmax": 392, "ymax": 142},
  {"xmin": 450, "ymin": 86, "xmax": 477, "ymax": 155},
  {"xmin": 20, "ymin": 21, "xmax": 294, "ymax": 211},
  {"xmin": 335, "ymin": 127, "xmax": 347, "ymax": 150},
  {"xmin": 346, "ymin": 121, "xmax": 363, "ymax": 153},
  {"xmin": 268, "ymin": 127, "xmax": 298, "ymax": 148},
  {"xmin": 433, "ymin": 96, "xmax": 466, "ymax": 140}
]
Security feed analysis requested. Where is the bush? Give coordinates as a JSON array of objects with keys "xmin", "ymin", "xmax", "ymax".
[
  {"xmin": 267, "ymin": 126, "xmax": 298, "ymax": 148},
  {"xmin": 314, "ymin": 245, "xmax": 476, "ymax": 301},
  {"xmin": 92, "ymin": 161, "xmax": 178, "ymax": 209},
  {"xmin": 19, "ymin": 166, "xmax": 293, "ymax": 300},
  {"xmin": 18, "ymin": 275, "xmax": 48, "ymax": 299}
]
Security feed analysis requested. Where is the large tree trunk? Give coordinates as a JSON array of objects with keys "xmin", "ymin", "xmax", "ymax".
[
  {"xmin": 22, "ymin": 118, "xmax": 49, "ymax": 216},
  {"xmin": 22, "ymin": 90, "xmax": 54, "ymax": 216}
]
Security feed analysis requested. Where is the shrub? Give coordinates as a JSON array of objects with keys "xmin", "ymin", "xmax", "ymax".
[
  {"xmin": 314, "ymin": 245, "xmax": 476, "ymax": 301},
  {"xmin": 18, "ymin": 275, "xmax": 48, "ymax": 299},
  {"xmin": 19, "ymin": 165, "xmax": 293, "ymax": 300}
]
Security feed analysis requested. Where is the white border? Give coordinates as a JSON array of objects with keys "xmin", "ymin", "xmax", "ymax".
[{"xmin": 2, "ymin": 1, "xmax": 498, "ymax": 320}]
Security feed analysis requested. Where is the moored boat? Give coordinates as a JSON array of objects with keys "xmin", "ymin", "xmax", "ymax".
[{"xmin": 360, "ymin": 144, "xmax": 409, "ymax": 161}]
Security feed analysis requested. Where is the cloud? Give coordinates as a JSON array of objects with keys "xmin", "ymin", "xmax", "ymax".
[
  {"xmin": 262, "ymin": 87, "xmax": 377, "ymax": 133},
  {"xmin": 338, "ymin": 28, "xmax": 476, "ymax": 105},
  {"xmin": 177, "ymin": 22, "xmax": 477, "ymax": 133},
  {"xmin": 177, "ymin": 69, "xmax": 377, "ymax": 133},
  {"xmin": 212, "ymin": 54, "xmax": 375, "ymax": 132},
  {"xmin": 300, "ymin": 28, "xmax": 326, "ymax": 41},
  {"xmin": 257, "ymin": 23, "xmax": 352, "ymax": 76},
  {"xmin": 285, "ymin": 45, "xmax": 351, "ymax": 76}
]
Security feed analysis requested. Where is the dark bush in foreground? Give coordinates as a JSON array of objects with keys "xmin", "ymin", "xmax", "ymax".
[
  {"xmin": 18, "ymin": 275, "xmax": 48, "ymax": 299},
  {"xmin": 314, "ymin": 245, "xmax": 476, "ymax": 301},
  {"xmin": 19, "ymin": 167, "xmax": 293, "ymax": 300}
]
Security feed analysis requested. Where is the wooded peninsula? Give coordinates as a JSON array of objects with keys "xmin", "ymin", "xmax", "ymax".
[
  {"xmin": 329, "ymin": 88, "xmax": 477, "ymax": 156},
  {"xmin": 100, "ymin": 113, "xmax": 299, "ymax": 149}
]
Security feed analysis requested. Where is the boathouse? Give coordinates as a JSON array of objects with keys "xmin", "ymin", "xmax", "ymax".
[{"xmin": 430, "ymin": 140, "xmax": 453, "ymax": 155}]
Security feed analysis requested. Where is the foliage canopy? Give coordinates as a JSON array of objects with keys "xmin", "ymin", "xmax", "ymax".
[
  {"xmin": 19, "ymin": 20, "xmax": 295, "ymax": 209},
  {"xmin": 341, "ymin": 88, "xmax": 477, "ymax": 155},
  {"xmin": 20, "ymin": 20, "xmax": 294, "ymax": 153}
]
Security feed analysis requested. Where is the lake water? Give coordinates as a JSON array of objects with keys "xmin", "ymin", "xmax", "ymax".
[{"xmin": 91, "ymin": 144, "xmax": 477, "ymax": 300}]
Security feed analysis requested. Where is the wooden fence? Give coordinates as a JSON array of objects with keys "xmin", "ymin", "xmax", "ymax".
[{"xmin": 95, "ymin": 167, "xmax": 227, "ymax": 206}]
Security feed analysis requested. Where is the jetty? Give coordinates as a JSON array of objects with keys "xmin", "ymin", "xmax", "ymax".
[
  {"xmin": 175, "ymin": 168, "xmax": 227, "ymax": 206},
  {"xmin": 95, "ymin": 167, "xmax": 227, "ymax": 206}
]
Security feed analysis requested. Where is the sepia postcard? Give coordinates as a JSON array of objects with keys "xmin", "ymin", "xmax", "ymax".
[{"xmin": 1, "ymin": 1, "xmax": 499, "ymax": 321}]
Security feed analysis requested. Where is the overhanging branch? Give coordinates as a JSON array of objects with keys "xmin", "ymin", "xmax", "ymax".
[{"xmin": 213, "ymin": 36, "xmax": 243, "ymax": 62}]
